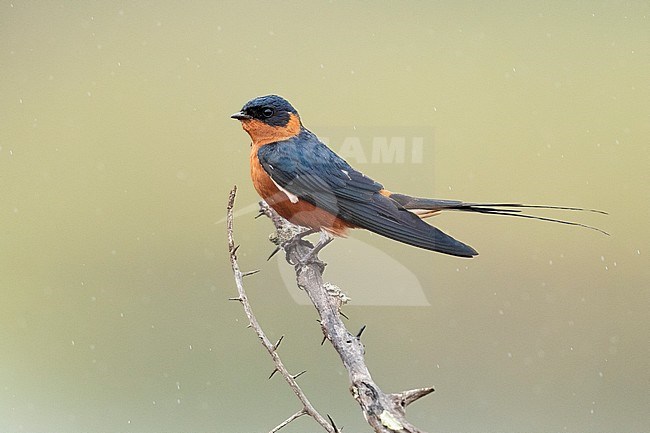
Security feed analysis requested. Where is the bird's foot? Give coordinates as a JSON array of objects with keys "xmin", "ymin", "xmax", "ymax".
[
  {"xmin": 290, "ymin": 231, "xmax": 333, "ymax": 270},
  {"xmin": 268, "ymin": 227, "xmax": 316, "ymax": 261},
  {"xmin": 268, "ymin": 227, "xmax": 333, "ymax": 269}
]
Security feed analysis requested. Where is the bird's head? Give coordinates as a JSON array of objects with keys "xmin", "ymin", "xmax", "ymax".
[{"xmin": 231, "ymin": 95, "xmax": 302, "ymax": 145}]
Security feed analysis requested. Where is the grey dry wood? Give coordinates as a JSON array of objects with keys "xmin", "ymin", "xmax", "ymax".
[{"xmin": 227, "ymin": 186, "xmax": 434, "ymax": 432}]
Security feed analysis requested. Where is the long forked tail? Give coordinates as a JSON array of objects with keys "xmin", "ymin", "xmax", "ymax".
[{"xmin": 387, "ymin": 193, "xmax": 609, "ymax": 236}]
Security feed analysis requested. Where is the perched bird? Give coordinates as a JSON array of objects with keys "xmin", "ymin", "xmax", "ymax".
[{"xmin": 232, "ymin": 95, "xmax": 605, "ymax": 258}]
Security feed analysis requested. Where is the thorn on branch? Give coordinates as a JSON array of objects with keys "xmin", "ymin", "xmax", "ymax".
[
  {"xmin": 327, "ymin": 414, "xmax": 340, "ymax": 433},
  {"xmin": 268, "ymin": 368, "xmax": 278, "ymax": 380},
  {"xmin": 242, "ymin": 269, "xmax": 261, "ymax": 277},
  {"xmin": 355, "ymin": 325, "xmax": 367, "ymax": 339},
  {"xmin": 391, "ymin": 386, "xmax": 435, "ymax": 409},
  {"xmin": 228, "ymin": 297, "xmax": 243, "ymax": 302},
  {"xmin": 231, "ymin": 244, "xmax": 240, "ymax": 255},
  {"xmin": 267, "ymin": 246, "xmax": 281, "ymax": 261},
  {"xmin": 292, "ymin": 370, "xmax": 307, "ymax": 380},
  {"xmin": 273, "ymin": 335, "xmax": 285, "ymax": 351}
]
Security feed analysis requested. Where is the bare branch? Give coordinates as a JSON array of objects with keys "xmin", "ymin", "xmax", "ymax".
[
  {"xmin": 226, "ymin": 186, "xmax": 334, "ymax": 433},
  {"xmin": 258, "ymin": 200, "xmax": 435, "ymax": 433},
  {"xmin": 391, "ymin": 387, "xmax": 436, "ymax": 409},
  {"xmin": 273, "ymin": 335, "xmax": 285, "ymax": 351},
  {"xmin": 227, "ymin": 186, "xmax": 435, "ymax": 432},
  {"xmin": 268, "ymin": 409, "xmax": 307, "ymax": 433}
]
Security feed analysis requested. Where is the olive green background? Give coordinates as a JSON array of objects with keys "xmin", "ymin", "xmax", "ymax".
[{"xmin": 2, "ymin": 1, "xmax": 648, "ymax": 432}]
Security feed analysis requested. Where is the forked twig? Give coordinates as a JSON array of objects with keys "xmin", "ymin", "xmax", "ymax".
[{"xmin": 227, "ymin": 186, "xmax": 434, "ymax": 432}]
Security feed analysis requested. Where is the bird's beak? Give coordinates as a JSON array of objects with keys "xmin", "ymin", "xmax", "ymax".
[{"xmin": 230, "ymin": 111, "xmax": 252, "ymax": 121}]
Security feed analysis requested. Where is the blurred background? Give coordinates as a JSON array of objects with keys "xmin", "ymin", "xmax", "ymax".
[{"xmin": 1, "ymin": 1, "xmax": 648, "ymax": 432}]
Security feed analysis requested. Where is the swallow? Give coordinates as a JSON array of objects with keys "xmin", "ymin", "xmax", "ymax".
[{"xmin": 231, "ymin": 95, "xmax": 606, "ymax": 258}]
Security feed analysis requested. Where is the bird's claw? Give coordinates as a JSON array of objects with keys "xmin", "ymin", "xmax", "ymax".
[
  {"xmin": 289, "ymin": 232, "xmax": 333, "ymax": 270},
  {"xmin": 292, "ymin": 254, "xmax": 327, "ymax": 273},
  {"xmin": 268, "ymin": 230, "xmax": 333, "ymax": 272},
  {"xmin": 284, "ymin": 238, "xmax": 316, "ymax": 265}
]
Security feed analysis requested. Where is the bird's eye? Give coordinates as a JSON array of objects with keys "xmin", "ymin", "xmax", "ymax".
[{"xmin": 261, "ymin": 107, "xmax": 274, "ymax": 118}]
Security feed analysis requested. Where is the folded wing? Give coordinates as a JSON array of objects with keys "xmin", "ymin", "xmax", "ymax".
[{"xmin": 257, "ymin": 131, "xmax": 478, "ymax": 257}]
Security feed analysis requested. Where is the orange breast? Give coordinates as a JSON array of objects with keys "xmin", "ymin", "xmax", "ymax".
[{"xmin": 250, "ymin": 146, "xmax": 352, "ymax": 237}]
